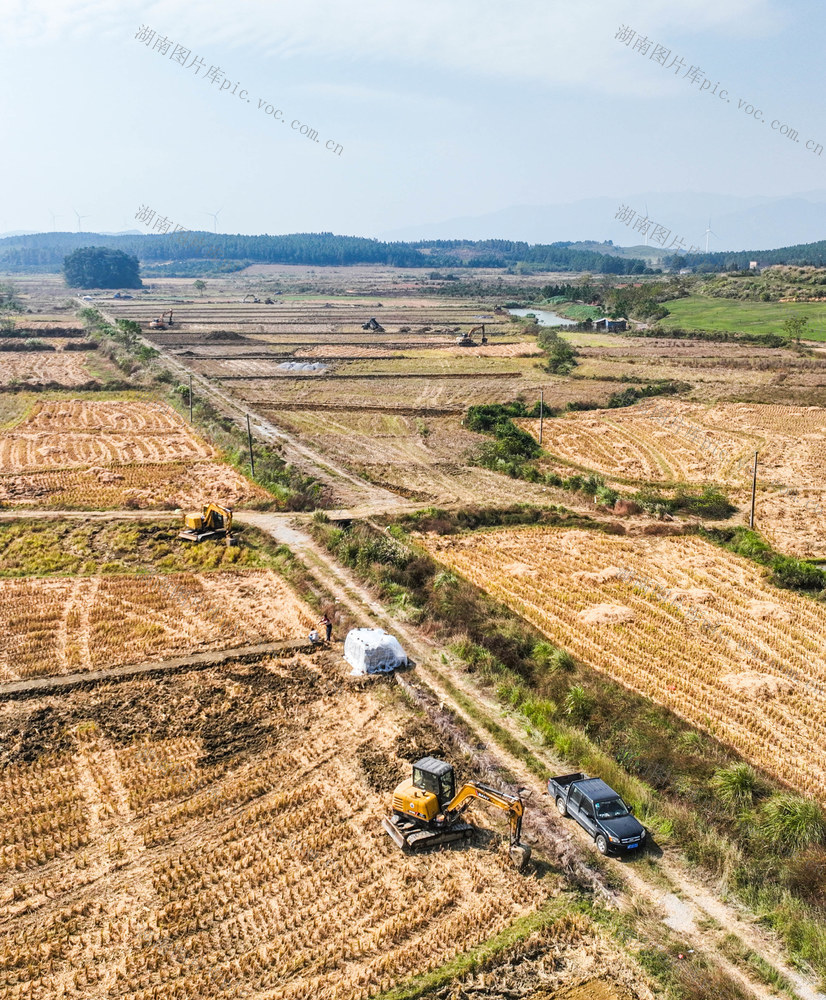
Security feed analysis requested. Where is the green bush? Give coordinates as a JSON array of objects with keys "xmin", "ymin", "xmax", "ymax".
[
  {"xmin": 760, "ymin": 795, "xmax": 826, "ymax": 853},
  {"xmin": 564, "ymin": 684, "xmax": 595, "ymax": 725},
  {"xmin": 673, "ymin": 487, "xmax": 737, "ymax": 519},
  {"xmin": 537, "ymin": 327, "xmax": 578, "ymax": 374},
  {"xmin": 712, "ymin": 763, "xmax": 759, "ymax": 809},
  {"xmin": 770, "ymin": 554, "xmax": 826, "ymax": 592}
]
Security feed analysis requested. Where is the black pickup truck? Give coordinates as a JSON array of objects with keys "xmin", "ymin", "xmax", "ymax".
[{"xmin": 549, "ymin": 773, "xmax": 647, "ymax": 855}]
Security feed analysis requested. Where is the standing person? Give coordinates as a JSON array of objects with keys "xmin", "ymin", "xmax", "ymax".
[{"xmin": 319, "ymin": 614, "xmax": 332, "ymax": 643}]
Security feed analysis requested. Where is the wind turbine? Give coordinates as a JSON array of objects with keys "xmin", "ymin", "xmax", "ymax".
[
  {"xmin": 47, "ymin": 209, "xmax": 61, "ymax": 232},
  {"xmin": 73, "ymin": 208, "xmax": 89, "ymax": 232},
  {"xmin": 204, "ymin": 208, "xmax": 223, "ymax": 233},
  {"xmin": 703, "ymin": 218, "xmax": 718, "ymax": 253},
  {"xmin": 643, "ymin": 202, "xmax": 650, "ymax": 246}
]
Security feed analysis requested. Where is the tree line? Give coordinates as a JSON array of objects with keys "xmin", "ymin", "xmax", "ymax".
[{"xmin": 1, "ymin": 231, "xmax": 650, "ymax": 274}]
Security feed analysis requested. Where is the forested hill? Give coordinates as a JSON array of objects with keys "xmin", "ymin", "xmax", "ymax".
[
  {"xmin": 0, "ymin": 231, "xmax": 652, "ymax": 274},
  {"xmin": 668, "ymin": 238, "xmax": 826, "ymax": 272}
]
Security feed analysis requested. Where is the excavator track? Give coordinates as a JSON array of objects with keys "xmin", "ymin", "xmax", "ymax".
[{"xmin": 383, "ymin": 816, "xmax": 474, "ymax": 851}]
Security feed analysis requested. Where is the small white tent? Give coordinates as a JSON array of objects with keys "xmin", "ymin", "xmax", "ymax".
[{"xmin": 344, "ymin": 628, "xmax": 408, "ymax": 676}]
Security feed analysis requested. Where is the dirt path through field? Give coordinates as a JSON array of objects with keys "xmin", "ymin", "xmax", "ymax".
[{"xmin": 238, "ymin": 511, "xmax": 826, "ymax": 1000}]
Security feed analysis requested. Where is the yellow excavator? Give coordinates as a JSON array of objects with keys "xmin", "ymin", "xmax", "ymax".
[
  {"xmin": 384, "ymin": 756, "xmax": 531, "ymax": 869},
  {"xmin": 149, "ymin": 310, "xmax": 174, "ymax": 330},
  {"xmin": 455, "ymin": 324, "xmax": 487, "ymax": 347},
  {"xmin": 179, "ymin": 503, "xmax": 233, "ymax": 543}
]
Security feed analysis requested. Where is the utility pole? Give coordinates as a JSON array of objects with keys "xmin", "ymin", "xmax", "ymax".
[
  {"xmin": 750, "ymin": 450, "xmax": 758, "ymax": 528},
  {"xmin": 188, "ymin": 374, "xmax": 193, "ymax": 424},
  {"xmin": 247, "ymin": 413, "xmax": 255, "ymax": 477},
  {"xmin": 539, "ymin": 389, "xmax": 544, "ymax": 446}
]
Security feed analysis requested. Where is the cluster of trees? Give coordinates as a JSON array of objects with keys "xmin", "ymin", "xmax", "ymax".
[
  {"xmin": 14, "ymin": 230, "xmax": 826, "ymax": 276},
  {"xmin": 537, "ymin": 327, "xmax": 578, "ymax": 373},
  {"xmin": 63, "ymin": 248, "xmax": 142, "ymax": 289},
  {"xmin": 539, "ymin": 277, "xmax": 680, "ymax": 321},
  {"xmin": 0, "ymin": 282, "xmax": 21, "ymax": 313},
  {"xmin": 413, "ymin": 238, "xmax": 653, "ymax": 273},
  {"xmin": 1, "ymin": 232, "xmax": 423, "ymax": 270},
  {"xmin": 694, "ymin": 266, "xmax": 826, "ymax": 302}
]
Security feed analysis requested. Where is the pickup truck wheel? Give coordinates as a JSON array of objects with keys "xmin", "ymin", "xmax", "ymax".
[
  {"xmin": 595, "ymin": 834, "xmax": 609, "ymax": 855},
  {"xmin": 556, "ymin": 797, "xmax": 567, "ymax": 817}
]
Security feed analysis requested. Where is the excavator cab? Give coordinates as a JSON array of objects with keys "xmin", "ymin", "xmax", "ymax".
[{"xmin": 412, "ymin": 757, "xmax": 455, "ymax": 808}]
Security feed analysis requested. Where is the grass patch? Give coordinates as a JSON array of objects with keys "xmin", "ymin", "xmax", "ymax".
[
  {"xmin": 0, "ymin": 520, "xmax": 282, "ymax": 577},
  {"xmin": 659, "ymin": 296, "xmax": 826, "ymax": 340},
  {"xmin": 719, "ymin": 933, "xmax": 797, "ymax": 997}
]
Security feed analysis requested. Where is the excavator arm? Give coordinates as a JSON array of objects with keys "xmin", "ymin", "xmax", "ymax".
[
  {"xmin": 202, "ymin": 503, "xmax": 232, "ymax": 533},
  {"xmin": 442, "ymin": 782, "xmax": 528, "ymax": 866}
]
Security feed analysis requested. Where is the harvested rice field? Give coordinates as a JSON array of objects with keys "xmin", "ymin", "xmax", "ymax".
[
  {"xmin": 422, "ymin": 525, "xmax": 826, "ymax": 803},
  {"xmin": 0, "ymin": 353, "xmax": 105, "ymax": 387},
  {"xmin": 0, "ymin": 568, "xmax": 314, "ymax": 680},
  {"xmin": 518, "ymin": 398, "xmax": 826, "ymax": 556},
  {"xmin": 0, "ymin": 399, "xmax": 267, "ymax": 509},
  {"xmin": 0, "ymin": 656, "xmax": 559, "ymax": 1000}
]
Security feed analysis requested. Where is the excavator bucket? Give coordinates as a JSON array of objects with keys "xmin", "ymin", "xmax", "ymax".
[{"xmin": 509, "ymin": 844, "xmax": 531, "ymax": 870}]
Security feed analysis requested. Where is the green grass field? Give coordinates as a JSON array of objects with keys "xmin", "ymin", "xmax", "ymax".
[{"xmin": 660, "ymin": 296, "xmax": 826, "ymax": 340}]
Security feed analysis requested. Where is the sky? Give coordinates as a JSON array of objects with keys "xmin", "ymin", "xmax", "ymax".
[{"xmin": 1, "ymin": 0, "xmax": 825, "ymax": 242}]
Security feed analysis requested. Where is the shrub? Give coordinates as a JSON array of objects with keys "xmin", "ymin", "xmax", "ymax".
[
  {"xmin": 673, "ymin": 487, "xmax": 737, "ymax": 519},
  {"xmin": 760, "ymin": 795, "xmax": 826, "ymax": 853},
  {"xmin": 564, "ymin": 685, "xmax": 594, "ymax": 725},
  {"xmin": 711, "ymin": 763, "xmax": 759, "ymax": 809},
  {"xmin": 537, "ymin": 328, "xmax": 578, "ymax": 374},
  {"xmin": 770, "ymin": 554, "xmax": 826, "ymax": 592}
]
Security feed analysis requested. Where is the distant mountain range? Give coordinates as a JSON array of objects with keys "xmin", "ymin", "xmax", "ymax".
[
  {"xmin": 0, "ymin": 230, "xmax": 143, "ymax": 239},
  {"xmin": 382, "ymin": 192, "xmax": 826, "ymax": 252}
]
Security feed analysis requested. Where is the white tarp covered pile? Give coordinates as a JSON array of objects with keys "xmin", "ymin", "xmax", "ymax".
[{"xmin": 344, "ymin": 628, "xmax": 408, "ymax": 676}]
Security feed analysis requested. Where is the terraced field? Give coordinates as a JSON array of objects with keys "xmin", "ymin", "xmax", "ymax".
[
  {"xmin": 0, "ymin": 568, "xmax": 313, "ymax": 681},
  {"xmin": 517, "ymin": 398, "xmax": 826, "ymax": 556},
  {"xmin": 0, "ymin": 353, "xmax": 98, "ymax": 387}
]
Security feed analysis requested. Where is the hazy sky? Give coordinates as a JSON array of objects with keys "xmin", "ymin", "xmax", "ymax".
[{"xmin": 2, "ymin": 0, "xmax": 824, "ymax": 239}]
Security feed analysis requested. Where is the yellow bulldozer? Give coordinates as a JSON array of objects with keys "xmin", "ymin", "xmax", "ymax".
[
  {"xmin": 384, "ymin": 756, "xmax": 531, "ymax": 869},
  {"xmin": 179, "ymin": 503, "xmax": 233, "ymax": 543}
]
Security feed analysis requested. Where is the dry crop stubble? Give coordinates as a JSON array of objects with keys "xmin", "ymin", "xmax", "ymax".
[
  {"xmin": 421, "ymin": 525, "xmax": 826, "ymax": 802},
  {"xmin": 0, "ymin": 399, "xmax": 212, "ymax": 473},
  {"xmin": 0, "ymin": 398, "xmax": 267, "ymax": 509},
  {"xmin": 519, "ymin": 399, "xmax": 826, "ymax": 488},
  {"xmin": 0, "ymin": 659, "xmax": 549, "ymax": 1000},
  {"xmin": 0, "ymin": 568, "xmax": 315, "ymax": 680},
  {"xmin": 0, "ymin": 354, "xmax": 96, "ymax": 387}
]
